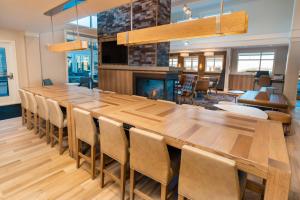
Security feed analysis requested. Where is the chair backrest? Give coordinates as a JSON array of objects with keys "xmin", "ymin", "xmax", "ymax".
[
  {"xmin": 178, "ymin": 145, "xmax": 241, "ymax": 200},
  {"xmin": 258, "ymin": 75, "xmax": 271, "ymax": 87},
  {"xmin": 43, "ymin": 79, "xmax": 53, "ymax": 86},
  {"xmin": 25, "ymin": 91, "xmax": 37, "ymax": 113},
  {"xmin": 73, "ymin": 108, "xmax": 97, "ymax": 146},
  {"xmin": 46, "ymin": 99, "xmax": 64, "ymax": 128},
  {"xmin": 129, "ymin": 128, "xmax": 171, "ymax": 185},
  {"xmin": 35, "ymin": 95, "xmax": 49, "ymax": 120},
  {"xmin": 195, "ymin": 79, "xmax": 210, "ymax": 92},
  {"xmin": 181, "ymin": 75, "xmax": 198, "ymax": 96},
  {"xmin": 99, "ymin": 116, "xmax": 128, "ymax": 165},
  {"xmin": 18, "ymin": 89, "xmax": 28, "ymax": 110},
  {"xmin": 157, "ymin": 99, "xmax": 176, "ymax": 104}
]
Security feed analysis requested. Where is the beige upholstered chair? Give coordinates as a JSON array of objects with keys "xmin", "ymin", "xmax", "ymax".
[
  {"xmin": 178, "ymin": 145, "xmax": 247, "ymax": 200},
  {"xmin": 35, "ymin": 95, "xmax": 50, "ymax": 142},
  {"xmin": 73, "ymin": 108, "xmax": 98, "ymax": 179},
  {"xmin": 25, "ymin": 91, "xmax": 38, "ymax": 133},
  {"xmin": 99, "ymin": 116, "xmax": 129, "ymax": 200},
  {"xmin": 157, "ymin": 99, "xmax": 176, "ymax": 104},
  {"xmin": 18, "ymin": 89, "xmax": 28, "ymax": 125},
  {"xmin": 129, "ymin": 128, "xmax": 179, "ymax": 200},
  {"xmin": 47, "ymin": 99, "xmax": 68, "ymax": 155}
]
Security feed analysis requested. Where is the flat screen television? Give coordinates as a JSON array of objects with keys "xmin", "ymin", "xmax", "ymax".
[{"xmin": 101, "ymin": 41, "xmax": 128, "ymax": 64}]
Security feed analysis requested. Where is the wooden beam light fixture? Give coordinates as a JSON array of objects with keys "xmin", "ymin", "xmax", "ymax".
[
  {"xmin": 45, "ymin": 0, "xmax": 88, "ymax": 52},
  {"xmin": 117, "ymin": 11, "xmax": 248, "ymax": 45}
]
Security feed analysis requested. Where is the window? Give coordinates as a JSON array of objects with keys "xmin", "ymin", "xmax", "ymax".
[
  {"xmin": 169, "ymin": 57, "xmax": 178, "ymax": 67},
  {"xmin": 70, "ymin": 15, "xmax": 97, "ymax": 29},
  {"xmin": 205, "ymin": 56, "xmax": 224, "ymax": 72},
  {"xmin": 237, "ymin": 52, "xmax": 275, "ymax": 73},
  {"xmin": 184, "ymin": 56, "xmax": 198, "ymax": 71},
  {"xmin": 67, "ymin": 36, "xmax": 98, "ymax": 83}
]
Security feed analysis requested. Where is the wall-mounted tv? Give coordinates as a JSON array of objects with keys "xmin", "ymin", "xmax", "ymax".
[{"xmin": 101, "ymin": 41, "xmax": 128, "ymax": 64}]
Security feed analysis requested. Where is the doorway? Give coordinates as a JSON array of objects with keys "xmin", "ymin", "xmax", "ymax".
[{"xmin": 0, "ymin": 41, "xmax": 19, "ymax": 106}]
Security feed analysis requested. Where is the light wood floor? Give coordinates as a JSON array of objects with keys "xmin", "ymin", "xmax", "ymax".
[{"xmin": 0, "ymin": 117, "xmax": 299, "ymax": 200}]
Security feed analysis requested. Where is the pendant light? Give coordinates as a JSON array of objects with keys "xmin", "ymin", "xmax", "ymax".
[
  {"xmin": 46, "ymin": 0, "xmax": 88, "ymax": 52},
  {"xmin": 117, "ymin": 0, "xmax": 248, "ymax": 45}
]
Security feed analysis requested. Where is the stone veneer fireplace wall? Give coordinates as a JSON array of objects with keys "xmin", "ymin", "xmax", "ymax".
[{"xmin": 97, "ymin": 0, "xmax": 171, "ymax": 66}]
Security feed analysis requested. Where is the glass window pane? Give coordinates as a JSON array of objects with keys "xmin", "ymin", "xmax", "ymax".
[
  {"xmin": 91, "ymin": 16, "xmax": 97, "ymax": 29},
  {"xmin": 0, "ymin": 48, "xmax": 9, "ymax": 97},
  {"xmin": 237, "ymin": 51, "xmax": 274, "ymax": 73},
  {"xmin": 237, "ymin": 60, "xmax": 260, "ymax": 72},
  {"xmin": 261, "ymin": 52, "xmax": 275, "ymax": 59},
  {"xmin": 205, "ymin": 56, "xmax": 223, "ymax": 72},
  {"xmin": 260, "ymin": 60, "xmax": 274, "ymax": 72},
  {"xmin": 184, "ymin": 57, "xmax": 192, "ymax": 69}
]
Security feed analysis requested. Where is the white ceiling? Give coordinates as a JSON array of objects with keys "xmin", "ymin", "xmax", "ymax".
[{"xmin": 0, "ymin": 0, "xmax": 132, "ymax": 33}]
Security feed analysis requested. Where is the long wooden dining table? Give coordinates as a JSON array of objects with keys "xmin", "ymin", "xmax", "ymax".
[{"xmin": 23, "ymin": 85, "xmax": 291, "ymax": 200}]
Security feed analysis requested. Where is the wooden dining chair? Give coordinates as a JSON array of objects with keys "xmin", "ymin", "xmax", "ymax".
[
  {"xmin": 258, "ymin": 75, "xmax": 271, "ymax": 88},
  {"xmin": 25, "ymin": 91, "xmax": 38, "ymax": 133},
  {"xmin": 178, "ymin": 145, "xmax": 247, "ymax": 200},
  {"xmin": 99, "ymin": 116, "xmax": 129, "ymax": 200},
  {"xmin": 195, "ymin": 79, "xmax": 210, "ymax": 96},
  {"xmin": 129, "ymin": 128, "xmax": 180, "ymax": 200},
  {"xmin": 18, "ymin": 89, "xmax": 28, "ymax": 126},
  {"xmin": 35, "ymin": 95, "xmax": 50, "ymax": 142},
  {"xmin": 73, "ymin": 108, "xmax": 98, "ymax": 179},
  {"xmin": 47, "ymin": 99, "xmax": 68, "ymax": 155}
]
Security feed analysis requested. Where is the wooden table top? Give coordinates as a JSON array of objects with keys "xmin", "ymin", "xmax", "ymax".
[
  {"xmin": 23, "ymin": 85, "xmax": 291, "ymax": 200},
  {"xmin": 238, "ymin": 90, "xmax": 289, "ymax": 109}
]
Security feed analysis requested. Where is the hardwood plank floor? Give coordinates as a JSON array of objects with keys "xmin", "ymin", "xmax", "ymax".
[{"xmin": 0, "ymin": 117, "xmax": 298, "ymax": 200}]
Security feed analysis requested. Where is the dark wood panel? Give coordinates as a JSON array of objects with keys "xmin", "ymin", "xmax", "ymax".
[
  {"xmin": 99, "ymin": 69, "xmax": 133, "ymax": 94},
  {"xmin": 229, "ymin": 74, "xmax": 255, "ymax": 90}
]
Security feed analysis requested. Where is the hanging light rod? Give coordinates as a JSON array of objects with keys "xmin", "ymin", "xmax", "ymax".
[
  {"xmin": 117, "ymin": 11, "xmax": 248, "ymax": 45},
  {"xmin": 45, "ymin": 0, "xmax": 88, "ymax": 52}
]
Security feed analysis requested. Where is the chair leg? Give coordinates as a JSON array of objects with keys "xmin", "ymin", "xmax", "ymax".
[
  {"xmin": 27, "ymin": 111, "xmax": 31, "ymax": 130},
  {"xmin": 130, "ymin": 169, "xmax": 135, "ymax": 200},
  {"xmin": 178, "ymin": 194, "xmax": 185, "ymax": 200},
  {"xmin": 91, "ymin": 145, "xmax": 96, "ymax": 179},
  {"xmin": 34, "ymin": 114, "xmax": 38, "ymax": 134},
  {"xmin": 46, "ymin": 120, "xmax": 50, "ymax": 144},
  {"xmin": 58, "ymin": 128, "xmax": 63, "ymax": 155},
  {"xmin": 50, "ymin": 124, "xmax": 54, "ymax": 147},
  {"xmin": 21, "ymin": 107, "xmax": 25, "ymax": 125},
  {"xmin": 99, "ymin": 153, "xmax": 105, "ymax": 188},
  {"xmin": 161, "ymin": 184, "xmax": 167, "ymax": 200},
  {"xmin": 120, "ymin": 164, "xmax": 126, "ymax": 200},
  {"xmin": 39, "ymin": 117, "xmax": 43, "ymax": 138},
  {"xmin": 76, "ymin": 139, "xmax": 81, "ymax": 168}
]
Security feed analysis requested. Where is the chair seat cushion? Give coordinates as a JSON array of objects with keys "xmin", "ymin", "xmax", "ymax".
[{"xmin": 265, "ymin": 111, "xmax": 291, "ymax": 124}]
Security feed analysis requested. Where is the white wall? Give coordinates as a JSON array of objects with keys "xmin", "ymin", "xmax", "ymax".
[
  {"xmin": 24, "ymin": 33, "xmax": 42, "ymax": 86},
  {"xmin": 39, "ymin": 31, "xmax": 67, "ymax": 84},
  {"xmin": 171, "ymin": 0, "xmax": 294, "ymax": 51}
]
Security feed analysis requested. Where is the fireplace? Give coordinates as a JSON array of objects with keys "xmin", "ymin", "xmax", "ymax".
[{"xmin": 133, "ymin": 72, "xmax": 178, "ymax": 101}]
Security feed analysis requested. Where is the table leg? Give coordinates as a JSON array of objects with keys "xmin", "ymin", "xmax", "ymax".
[
  {"xmin": 264, "ymin": 163, "xmax": 291, "ymax": 200},
  {"xmin": 67, "ymin": 103, "xmax": 75, "ymax": 158}
]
